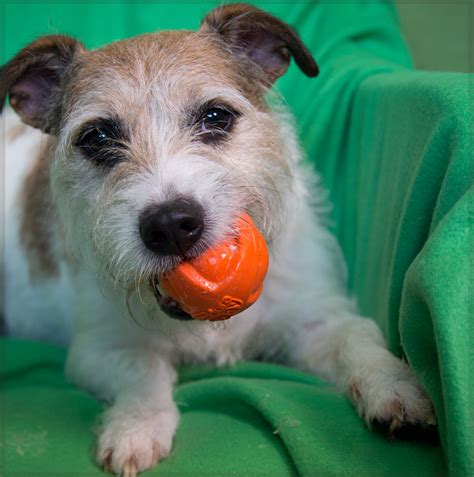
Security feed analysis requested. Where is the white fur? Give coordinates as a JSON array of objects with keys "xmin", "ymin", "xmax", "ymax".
[{"xmin": 3, "ymin": 76, "xmax": 435, "ymax": 476}]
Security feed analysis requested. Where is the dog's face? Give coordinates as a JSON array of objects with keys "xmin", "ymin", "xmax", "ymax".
[{"xmin": 1, "ymin": 4, "xmax": 318, "ymax": 317}]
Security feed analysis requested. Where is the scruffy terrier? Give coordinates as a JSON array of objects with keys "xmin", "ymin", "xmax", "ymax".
[{"xmin": 1, "ymin": 4, "xmax": 436, "ymax": 476}]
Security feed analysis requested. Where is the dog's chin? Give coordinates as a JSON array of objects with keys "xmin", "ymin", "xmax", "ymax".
[{"xmin": 150, "ymin": 278, "xmax": 194, "ymax": 321}]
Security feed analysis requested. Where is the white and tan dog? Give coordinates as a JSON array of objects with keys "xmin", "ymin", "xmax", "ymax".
[{"xmin": 1, "ymin": 4, "xmax": 436, "ymax": 476}]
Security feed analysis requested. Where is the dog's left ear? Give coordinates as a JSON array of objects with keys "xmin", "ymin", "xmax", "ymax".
[
  {"xmin": 200, "ymin": 3, "xmax": 318, "ymax": 86},
  {"xmin": 0, "ymin": 35, "xmax": 85, "ymax": 132}
]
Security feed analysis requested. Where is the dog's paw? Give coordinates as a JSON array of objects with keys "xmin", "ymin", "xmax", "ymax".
[
  {"xmin": 97, "ymin": 405, "xmax": 179, "ymax": 476},
  {"xmin": 349, "ymin": 358, "xmax": 438, "ymax": 442}
]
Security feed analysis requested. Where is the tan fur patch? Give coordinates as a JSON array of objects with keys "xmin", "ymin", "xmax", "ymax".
[
  {"xmin": 6, "ymin": 121, "xmax": 27, "ymax": 142},
  {"xmin": 61, "ymin": 30, "xmax": 266, "ymax": 134},
  {"xmin": 19, "ymin": 138, "xmax": 59, "ymax": 279}
]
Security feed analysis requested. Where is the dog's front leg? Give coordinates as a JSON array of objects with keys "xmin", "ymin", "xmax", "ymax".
[
  {"xmin": 66, "ymin": 333, "xmax": 178, "ymax": 476},
  {"xmin": 291, "ymin": 316, "xmax": 437, "ymax": 439}
]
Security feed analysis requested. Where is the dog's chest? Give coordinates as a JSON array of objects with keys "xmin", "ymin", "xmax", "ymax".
[{"xmin": 171, "ymin": 311, "xmax": 261, "ymax": 366}]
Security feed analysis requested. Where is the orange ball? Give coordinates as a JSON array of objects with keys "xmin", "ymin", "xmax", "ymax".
[{"xmin": 159, "ymin": 212, "xmax": 269, "ymax": 321}]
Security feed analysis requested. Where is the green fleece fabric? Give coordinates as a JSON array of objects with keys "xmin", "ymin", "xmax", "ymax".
[
  {"xmin": 2, "ymin": 338, "xmax": 446, "ymax": 476},
  {"xmin": 2, "ymin": 1, "xmax": 472, "ymax": 476}
]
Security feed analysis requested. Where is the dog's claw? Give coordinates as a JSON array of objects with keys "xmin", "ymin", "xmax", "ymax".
[
  {"xmin": 370, "ymin": 417, "xmax": 439, "ymax": 443},
  {"xmin": 102, "ymin": 449, "xmax": 113, "ymax": 474},
  {"xmin": 122, "ymin": 459, "xmax": 137, "ymax": 477},
  {"xmin": 97, "ymin": 405, "xmax": 177, "ymax": 476}
]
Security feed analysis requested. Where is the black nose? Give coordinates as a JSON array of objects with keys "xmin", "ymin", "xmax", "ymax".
[{"xmin": 139, "ymin": 199, "xmax": 204, "ymax": 256}]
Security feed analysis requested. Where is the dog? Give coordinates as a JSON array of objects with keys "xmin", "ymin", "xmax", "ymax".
[{"xmin": 1, "ymin": 4, "xmax": 437, "ymax": 476}]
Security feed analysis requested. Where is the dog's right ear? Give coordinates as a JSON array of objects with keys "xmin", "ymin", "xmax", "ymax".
[{"xmin": 0, "ymin": 35, "xmax": 85, "ymax": 132}]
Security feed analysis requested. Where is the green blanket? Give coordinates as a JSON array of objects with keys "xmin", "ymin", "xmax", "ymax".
[
  {"xmin": 2, "ymin": 338, "xmax": 446, "ymax": 476},
  {"xmin": 2, "ymin": 1, "xmax": 472, "ymax": 476}
]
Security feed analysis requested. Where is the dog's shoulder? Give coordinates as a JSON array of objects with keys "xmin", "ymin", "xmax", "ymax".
[
  {"xmin": 4, "ymin": 109, "xmax": 74, "ymax": 343},
  {"xmin": 5, "ymin": 108, "xmax": 60, "ymax": 279}
]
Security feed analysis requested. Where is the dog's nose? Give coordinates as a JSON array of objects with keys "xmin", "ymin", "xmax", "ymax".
[{"xmin": 139, "ymin": 199, "xmax": 204, "ymax": 256}]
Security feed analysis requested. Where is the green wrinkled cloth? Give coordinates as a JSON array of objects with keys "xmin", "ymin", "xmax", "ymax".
[
  {"xmin": 2, "ymin": 1, "xmax": 472, "ymax": 476},
  {"xmin": 1, "ymin": 338, "xmax": 446, "ymax": 476}
]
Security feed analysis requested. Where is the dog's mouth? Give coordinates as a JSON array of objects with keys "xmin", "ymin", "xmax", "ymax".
[{"xmin": 150, "ymin": 278, "xmax": 193, "ymax": 321}]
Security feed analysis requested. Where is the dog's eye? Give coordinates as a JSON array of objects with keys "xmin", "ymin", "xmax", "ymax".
[
  {"xmin": 197, "ymin": 106, "xmax": 238, "ymax": 143},
  {"xmin": 78, "ymin": 128, "xmax": 112, "ymax": 152},
  {"xmin": 201, "ymin": 108, "xmax": 234, "ymax": 132},
  {"xmin": 75, "ymin": 118, "xmax": 127, "ymax": 167}
]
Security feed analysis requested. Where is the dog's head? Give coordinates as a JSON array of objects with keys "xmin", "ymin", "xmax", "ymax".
[{"xmin": 1, "ymin": 4, "xmax": 318, "ymax": 318}]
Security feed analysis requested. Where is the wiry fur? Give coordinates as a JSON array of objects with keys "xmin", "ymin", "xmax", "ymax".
[{"xmin": 3, "ymin": 5, "xmax": 436, "ymax": 476}]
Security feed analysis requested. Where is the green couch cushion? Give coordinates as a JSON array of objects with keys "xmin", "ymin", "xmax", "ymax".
[{"xmin": 2, "ymin": 1, "xmax": 472, "ymax": 475}]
